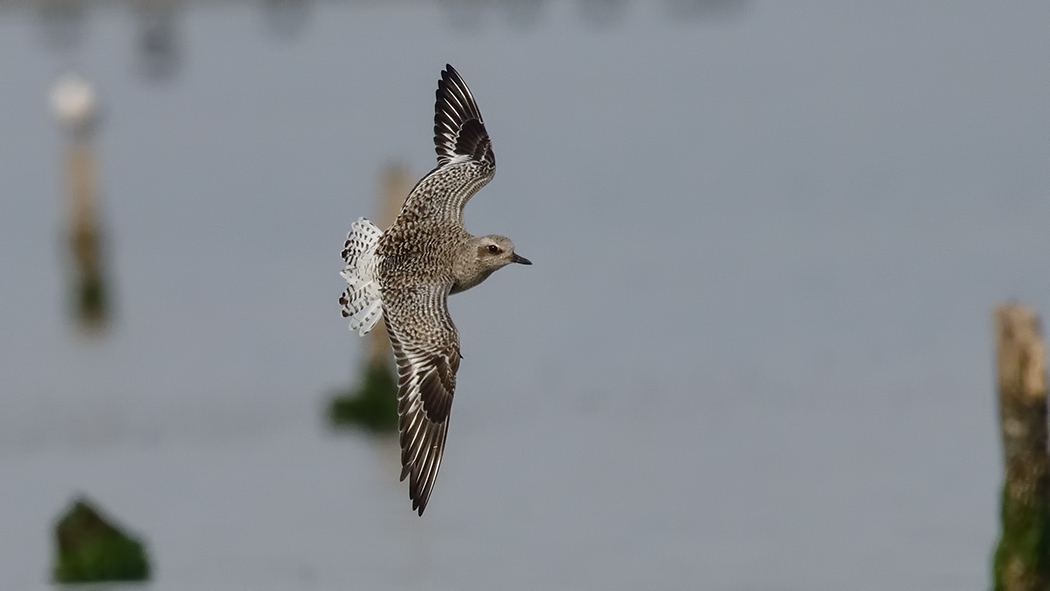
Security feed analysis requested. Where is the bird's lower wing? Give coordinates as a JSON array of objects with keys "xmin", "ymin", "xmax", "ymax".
[{"xmin": 383, "ymin": 284, "xmax": 461, "ymax": 515}]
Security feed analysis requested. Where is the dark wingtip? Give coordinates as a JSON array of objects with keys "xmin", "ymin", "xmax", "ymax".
[
  {"xmin": 433, "ymin": 64, "xmax": 494, "ymax": 168},
  {"xmin": 410, "ymin": 478, "xmax": 432, "ymax": 516}
]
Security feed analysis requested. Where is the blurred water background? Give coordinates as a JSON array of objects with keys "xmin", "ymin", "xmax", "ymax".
[{"xmin": 1, "ymin": 0, "xmax": 1049, "ymax": 589}]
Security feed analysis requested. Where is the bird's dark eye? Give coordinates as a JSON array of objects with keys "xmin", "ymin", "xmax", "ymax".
[{"xmin": 487, "ymin": 244, "xmax": 501, "ymax": 254}]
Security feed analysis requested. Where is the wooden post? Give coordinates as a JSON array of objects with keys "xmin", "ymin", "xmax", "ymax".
[
  {"xmin": 327, "ymin": 163, "xmax": 411, "ymax": 431},
  {"xmin": 993, "ymin": 303, "xmax": 1050, "ymax": 591},
  {"xmin": 52, "ymin": 72, "xmax": 110, "ymax": 333},
  {"xmin": 65, "ymin": 134, "xmax": 110, "ymax": 331},
  {"xmin": 366, "ymin": 163, "xmax": 411, "ymax": 370}
]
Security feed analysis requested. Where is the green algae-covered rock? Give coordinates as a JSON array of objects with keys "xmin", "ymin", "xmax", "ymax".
[
  {"xmin": 328, "ymin": 359, "xmax": 399, "ymax": 433},
  {"xmin": 53, "ymin": 497, "xmax": 150, "ymax": 583}
]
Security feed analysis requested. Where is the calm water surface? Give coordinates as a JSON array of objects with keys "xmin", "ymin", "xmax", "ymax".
[{"xmin": 1, "ymin": 1, "xmax": 1049, "ymax": 589}]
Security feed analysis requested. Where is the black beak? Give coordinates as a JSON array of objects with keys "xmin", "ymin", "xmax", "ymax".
[{"xmin": 511, "ymin": 253, "xmax": 532, "ymax": 265}]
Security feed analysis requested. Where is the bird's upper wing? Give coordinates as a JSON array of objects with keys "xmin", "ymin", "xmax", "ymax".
[
  {"xmin": 434, "ymin": 64, "xmax": 495, "ymax": 171},
  {"xmin": 394, "ymin": 64, "xmax": 495, "ymax": 230},
  {"xmin": 382, "ymin": 282, "xmax": 461, "ymax": 515}
]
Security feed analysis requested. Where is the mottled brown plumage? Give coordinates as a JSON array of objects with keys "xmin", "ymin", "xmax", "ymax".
[{"xmin": 340, "ymin": 64, "xmax": 530, "ymax": 515}]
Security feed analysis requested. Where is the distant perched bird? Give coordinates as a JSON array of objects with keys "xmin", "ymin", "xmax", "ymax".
[{"xmin": 340, "ymin": 64, "xmax": 531, "ymax": 515}]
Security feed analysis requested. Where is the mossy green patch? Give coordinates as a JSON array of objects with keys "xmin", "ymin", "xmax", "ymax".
[
  {"xmin": 74, "ymin": 270, "xmax": 108, "ymax": 328},
  {"xmin": 53, "ymin": 497, "xmax": 150, "ymax": 583},
  {"xmin": 992, "ymin": 481, "xmax": 1050, "ymax": 591},
  {"xmin": 328, "ymin": 360, "xmax": 399, "ymax": 432}
]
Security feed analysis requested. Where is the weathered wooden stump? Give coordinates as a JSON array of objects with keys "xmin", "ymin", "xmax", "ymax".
[
  {"xmin": 328, "ymin": 164, "xmax": 410, "ymax": 432},
  {"xmin": 993, "ymin": 304, "xmax": 1050, "ymax": 591},
  {"xmin": 52, "ymin": 73, "xmax": 111, "ymax": 333}
]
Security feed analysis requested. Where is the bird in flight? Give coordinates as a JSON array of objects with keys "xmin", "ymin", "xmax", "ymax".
[{"xmin": 340, "ymin": 64, "xmax": 531, "ymax": 515}]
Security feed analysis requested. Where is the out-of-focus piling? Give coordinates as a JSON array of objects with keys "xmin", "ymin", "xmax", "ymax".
[
  {"xmin": 993, "ymin": 303, "xmax": 1050, "ymax": 591},
  {"xmin": 51, "ymin": 72, "xmax": 111, "ymax": 332},
  {"xmin": 328, "ymin": 163, "xmax": 411, "ymax": 432},
  {"xmin": 365, "ymin": 163, "xmax": 412, "ymax": 369},
  {"xmin": 65, "ymin": 139, "xmax": 109, "ymax": 329}
]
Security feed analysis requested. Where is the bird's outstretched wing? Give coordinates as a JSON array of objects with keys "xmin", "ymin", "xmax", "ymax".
[
  {"xmin": 382, "ymin": 283, "xmax": 461, "ymax": 515},
  {"xmin": 434, "ymin": 64, "xmax": 495, "ymax": 170},
  {"xmin": 391, "ymin": 65, "xmax": 496, "ymax": 232}
]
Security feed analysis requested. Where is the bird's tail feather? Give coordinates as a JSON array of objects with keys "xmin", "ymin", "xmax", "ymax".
[{"xmin": 339, "ymin": 218, "xmax": 384, "ymax": 336}]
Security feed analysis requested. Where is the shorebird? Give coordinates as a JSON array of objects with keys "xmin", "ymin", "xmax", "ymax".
[{"xmin": 340, "ymin": 64, "xmax": 531, "ymax": 515}]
